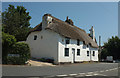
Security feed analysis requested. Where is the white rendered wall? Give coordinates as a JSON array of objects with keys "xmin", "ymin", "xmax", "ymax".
[
  {"xmin": 26, "ymin": 30, "xmax": 59, "ymax": 64},
  {"xmin": 27, "ymin": 30, "xmax": 98, "ymax": 64},
  {"xmin": 89, "ymin": 47, "xmax": 99, "ymax": 61},
  {"xmin": 58, "ymin": 35, "xmax": 98, "ymax": 63}
]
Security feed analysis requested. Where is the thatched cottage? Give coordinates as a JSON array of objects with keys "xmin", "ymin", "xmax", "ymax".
[{"xmin": 26, "ymin": 14, "xmax": 99, "ymax": 64}]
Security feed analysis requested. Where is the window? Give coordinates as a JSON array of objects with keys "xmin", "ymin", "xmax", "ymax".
[
  {"xmin": 34, "ymin": 35, "xmax": 37, "ymax": 40},
  {"xmin": 87, "ymin": 51, "xmax": 89, "ymax": 56},
  {"xmin": 93, "ymin": 51, "xmax": 95, "ymax": 56},
  {"xmin": 83, "ymin": 45, "xmax": 86, "ymax": 49},
  {"xmin": 65, "ymin": 48, "xmax": 69, "ymax": 56},
  {"xmin": 77, "ymin": 49, "xmax": 80, "ymax": 56},
  {"xmin": 87, "ymin": 45, "xmax": 89, "ymax": 48},
  {"xmin": 83, "ymin": 41, "xmax": 85, "ymax": 44},
  {"xmin": 77, "ymin": 39, "xmax": 80, "ymax": 45},
  {"xmin": 65, "ymin": 37, "xmax": 70, "ymax": 44}
]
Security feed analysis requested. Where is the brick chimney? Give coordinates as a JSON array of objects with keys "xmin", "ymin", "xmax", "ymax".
[
  {"xmin": 89, "ymin": 26, "xmax": 95, "ymax": 42},
  {"xmin": 65, "ymin": 16, "xmax": 74, "ymax": 26}
]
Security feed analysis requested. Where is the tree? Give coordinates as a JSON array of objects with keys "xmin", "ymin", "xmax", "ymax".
[
  {"xmin": 2, "ymin": 5, "xmax": 32, "ymax": 41},
  {"xmin": 101, "ymin": 36, "xmax": 120, "ymax": 60}
]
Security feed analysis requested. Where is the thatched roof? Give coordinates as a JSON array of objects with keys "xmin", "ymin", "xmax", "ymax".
[{"xmin": 30, "ymin": 14, "xmax": 98, "ymax": 48}]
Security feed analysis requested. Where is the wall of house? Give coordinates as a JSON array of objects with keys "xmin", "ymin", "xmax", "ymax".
[
  {"xmin": 58, "ymin": 35, "xmax": 98, "ymax": 63},
  {"xmin": 89, "ymin": 47, "xmax": 99, "ymax": 61},
  {"xmin": 26, "ymin": 30, "xmax": 59, "ymax": 64},
  {"xmin": 27, "ymin": 30, "xmax": 98, "ymax": 64}
]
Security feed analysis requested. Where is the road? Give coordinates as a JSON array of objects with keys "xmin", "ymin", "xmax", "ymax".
[{"xmin": 2, "ymin": 63, "xmax": 119, "ymax": 78}]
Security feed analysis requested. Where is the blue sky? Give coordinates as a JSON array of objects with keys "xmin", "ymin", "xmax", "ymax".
[{"xmin": 2, "ymin": 2, "xmax": 118, "ymax": 45}]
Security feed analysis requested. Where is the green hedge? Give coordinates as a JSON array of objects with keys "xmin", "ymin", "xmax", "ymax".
[
  {"xmin": 2, "ymin": 32, "xmax": 31, "ymax": 65},
  {"xmin": 7, "ymin": 42, "xmax": 31, "ymax": 65},
  {"xmin": 2, "ymin": 32, "xmax": 16, "ymax": 64},
  {"xmin": 7, "ymin": 57, "xmax": 24, "ymax": 65}
]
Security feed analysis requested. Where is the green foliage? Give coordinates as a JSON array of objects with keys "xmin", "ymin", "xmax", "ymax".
[
  {"xmin": 7, "ymin": 42, "xmax": 31, "ymax": 65},
  {"xmin": 2, "ymin": 33, "xmax": 30, "ymax": 64},
  {"xmin": 2, "ymin": 32, "xmax": 16, "ymax": 64},
  {"xmin": 101, "ymin": 49, "xmax": 108, "ymax": 59},
  {"xmin": 2, "ymin": 32, "xmax": 16, "ymax": 46},
  {"xmin": 2, "ymin": 4, "xmax": 32, "ymax": 64},
  {"xmin": 7, "ymin": 57, "xmax": 23, "ymax": 65},
  {"xmin": 12, "ymin": 42, "xmax": 30, "ymax": 57},
  {"xmin": 101, "ymin": 36, "xmax": 120, "ymax": 60},
  {"xmin": 2, "ymin": 4, "xmax": 32, "ymax": 41}
]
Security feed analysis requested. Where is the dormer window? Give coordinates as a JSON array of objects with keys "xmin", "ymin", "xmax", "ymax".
[
  {"xmin": 87, "ymin": 45, "xmax": 89, "ymax": 48},
  {"xmin": 77, "ymin": 39, "xmax": 80, "ymax": 45},
  {"xmin": 65, "ymin": 37, "xmax": 70, "ymax": 44},
  {"xmin": 83, "ymin": 41, "xmax": 85, "ymax": 44},
  {"xmin": 83, "ymin": 45, "xmax": 86, "ymax": 49}
]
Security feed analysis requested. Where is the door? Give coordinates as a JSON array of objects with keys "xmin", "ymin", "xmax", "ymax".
[{"xmin": 72, "ymin": 48, "xmax": 75, "ymax": 63}]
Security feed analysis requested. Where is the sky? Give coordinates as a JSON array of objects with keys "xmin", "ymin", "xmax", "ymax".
[{"xmin": 2, "ymin": 2, "xmax": 118, "ymax": 45}]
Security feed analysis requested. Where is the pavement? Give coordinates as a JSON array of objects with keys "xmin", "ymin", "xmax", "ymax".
[
  {"xmin": 27, "ymin": 60, "xmax": 56, "ymax": 66},
  {"xmin": 2, "ymin": 63, "xmax": 119, "ymax": 78}
]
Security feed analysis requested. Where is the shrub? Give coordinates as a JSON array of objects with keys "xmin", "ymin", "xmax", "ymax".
[
  {"xmin": 7, "ymin": 57, "xmax": 22, "ymax": 65},
  {"xmin": 7, "ymin": 42, "xmax": 30, "ymax": 65},
  {"xmin": 2, "ymin": 32, "xmax": 16, "ymax": 64}
]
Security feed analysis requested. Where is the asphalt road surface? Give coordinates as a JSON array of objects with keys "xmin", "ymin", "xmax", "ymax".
[{"xmin": 2, "ymin": 63, "xmax": 119, "ymax": 78}]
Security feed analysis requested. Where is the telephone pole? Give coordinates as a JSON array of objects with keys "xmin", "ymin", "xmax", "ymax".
[{"xmin": 99, "ymin": 36, "xmax": 101, "ymax": 62}]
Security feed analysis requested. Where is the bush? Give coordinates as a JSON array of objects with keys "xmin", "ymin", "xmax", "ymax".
[
  {"xmin": 7, "ymin": 57, "xmax": 23, "ymax": 65},
  {"xmin": 2, "ymin": 32, "xmax": 31, "ymax": 65},
  {"xmin": 2, "ymin": 32, "xmax": 16, "ymax": 64},
  {"xmin": 7, "ymin": 42, "xmax": 30, "ymax": 65}
]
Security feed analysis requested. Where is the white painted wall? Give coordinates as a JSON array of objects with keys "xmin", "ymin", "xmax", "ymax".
[
  {"xmin": 58, "ymin": 35, "xmax": 98, "ymax": 63},
  {"xmin": 89, "ymin": 47, "xmax": 99, "ymax": 61},
  {"xmin": 26, "ymin": 30, "xmax": 59, "ymax": 64},
  {"xmin": 27, "ymin": 30, "xmax": 98, "ymax": 64}
]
